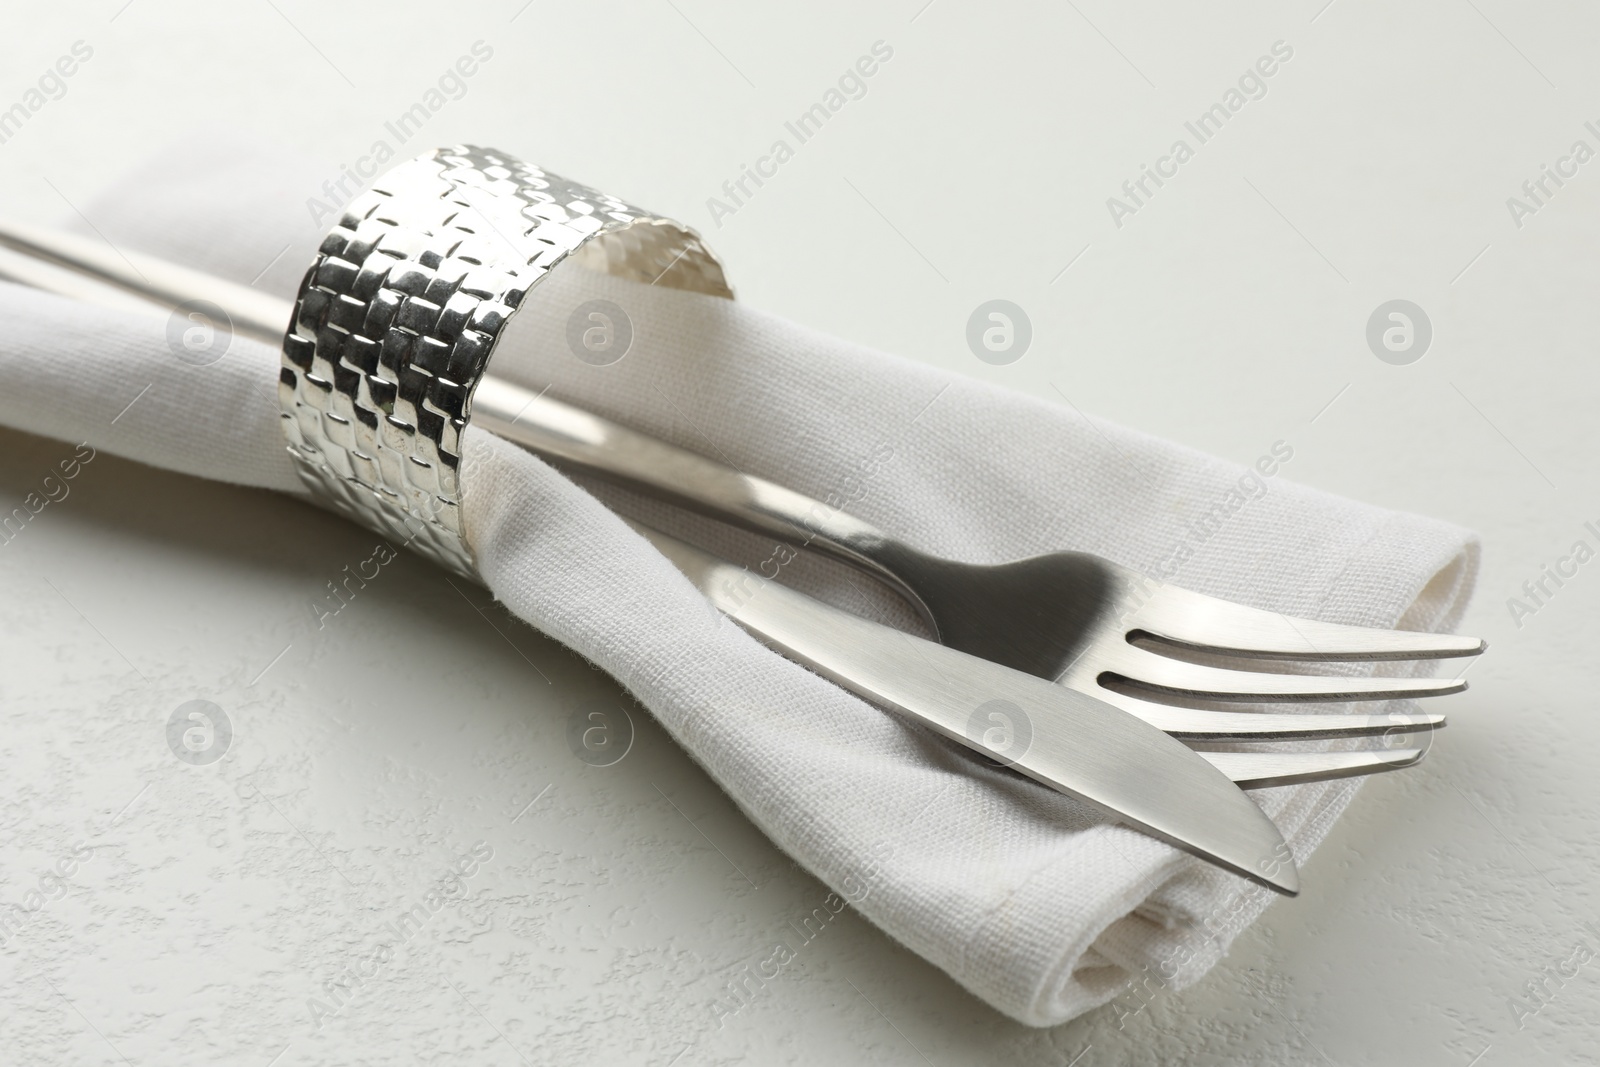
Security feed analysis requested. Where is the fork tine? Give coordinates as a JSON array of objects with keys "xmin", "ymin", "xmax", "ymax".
[
  {"xmin": 1093, "ymin": 687, "xmax": 1446, "ymax": 739},
  {"xmin": 1133, "ymin": 583, "xmax": 1485, "ymax": 661},
  {"xmin": 1201, "ymin": 747, "xmax": 1427, "ymax": 789},
  {"xmin": 1103, "ymin": 645, "xmax": 1466, "ymax": 702}
]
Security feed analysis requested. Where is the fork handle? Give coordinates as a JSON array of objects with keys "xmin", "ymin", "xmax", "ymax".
[{"xmin": 471, "ymin": 376, "xmax": 935, "ymax": 624}]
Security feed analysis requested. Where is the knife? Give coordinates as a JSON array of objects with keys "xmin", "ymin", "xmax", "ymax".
[{"xmin": 631, "ymin": 520, "xmax": 1298, "ymax": 896}]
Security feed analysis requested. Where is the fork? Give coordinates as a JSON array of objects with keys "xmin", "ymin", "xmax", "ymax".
[
  {"xmin": 0, "ymin": 222, "xmax": 1480, "ymax": 781},
  {"xmin": 630, "ymin": 518, "xmax": 1436, "ymax": 801},
  {"xmin": 466, "ymin": 374, "xmax": 1480, "ymax": 743}
]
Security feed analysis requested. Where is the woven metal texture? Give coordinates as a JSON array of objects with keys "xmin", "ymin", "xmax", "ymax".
[{"xmin": 279, "ymin": 144, "xmax": 732, "ymax": 577}]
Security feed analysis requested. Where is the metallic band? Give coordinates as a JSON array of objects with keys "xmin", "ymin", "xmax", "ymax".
[{"xmin": 279, "ymin": 145, "xmax": 732, "ymax": 577}]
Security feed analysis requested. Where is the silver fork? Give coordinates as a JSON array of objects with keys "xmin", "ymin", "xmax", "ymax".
[{"xmin": 0, "ymin": 222, "xmax": 1479, "ymax": 787}]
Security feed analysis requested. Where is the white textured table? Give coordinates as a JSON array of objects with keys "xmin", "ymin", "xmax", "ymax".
[{"xmin": 1, "ymin": 2, "xmax": 1596, "ymax": 1064}]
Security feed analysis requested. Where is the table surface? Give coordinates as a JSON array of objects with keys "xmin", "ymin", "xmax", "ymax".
[{"xmin": 1, "ymin": 2, "xmax": 1596, "ymax": 1064}]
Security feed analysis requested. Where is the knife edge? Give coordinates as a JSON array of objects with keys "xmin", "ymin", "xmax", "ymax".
[{"xmin": 630, "ymin": 519, "xmax": 1299, "ymax": 897}]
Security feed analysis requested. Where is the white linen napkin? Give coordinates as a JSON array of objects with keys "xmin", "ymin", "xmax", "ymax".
[{"xmin": 0, "ymin": 144, "xmax": 1479, "ymax": 1027}]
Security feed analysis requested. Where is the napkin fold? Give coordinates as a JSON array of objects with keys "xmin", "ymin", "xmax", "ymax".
[{"xmin": 0, "ymin": 143, "xmax": 1478, "ymax": 1027}]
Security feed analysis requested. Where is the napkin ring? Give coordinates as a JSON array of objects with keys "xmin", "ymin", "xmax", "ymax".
[{"xmin": 279, "ymin": 144, "xmax": 732, "ymax": 578}]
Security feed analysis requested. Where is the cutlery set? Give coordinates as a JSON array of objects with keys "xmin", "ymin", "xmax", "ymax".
[{"xmin": 0, "ymin": 145, "xmax": 1483, "ymax": 895}]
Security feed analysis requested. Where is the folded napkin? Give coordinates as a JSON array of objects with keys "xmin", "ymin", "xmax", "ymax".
[{"xmin": 0, "ymin": 144, "xmax": 1479, "ymax": 1027}]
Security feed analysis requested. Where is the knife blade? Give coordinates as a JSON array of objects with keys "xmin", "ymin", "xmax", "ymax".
[{"xmin": 632, "ymin": 520, "xmax": 1299, "ymax": 896}]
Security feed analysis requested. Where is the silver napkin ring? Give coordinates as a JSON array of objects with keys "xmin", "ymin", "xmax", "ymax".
[{"xmin": 279, "ymin": 144, "xmax": 733, "ymax": 577}]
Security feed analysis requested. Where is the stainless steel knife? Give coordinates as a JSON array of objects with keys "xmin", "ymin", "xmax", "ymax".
[{"xmin": 631, "ymin": 520, "xmax": 1298, "ymax": 896}]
